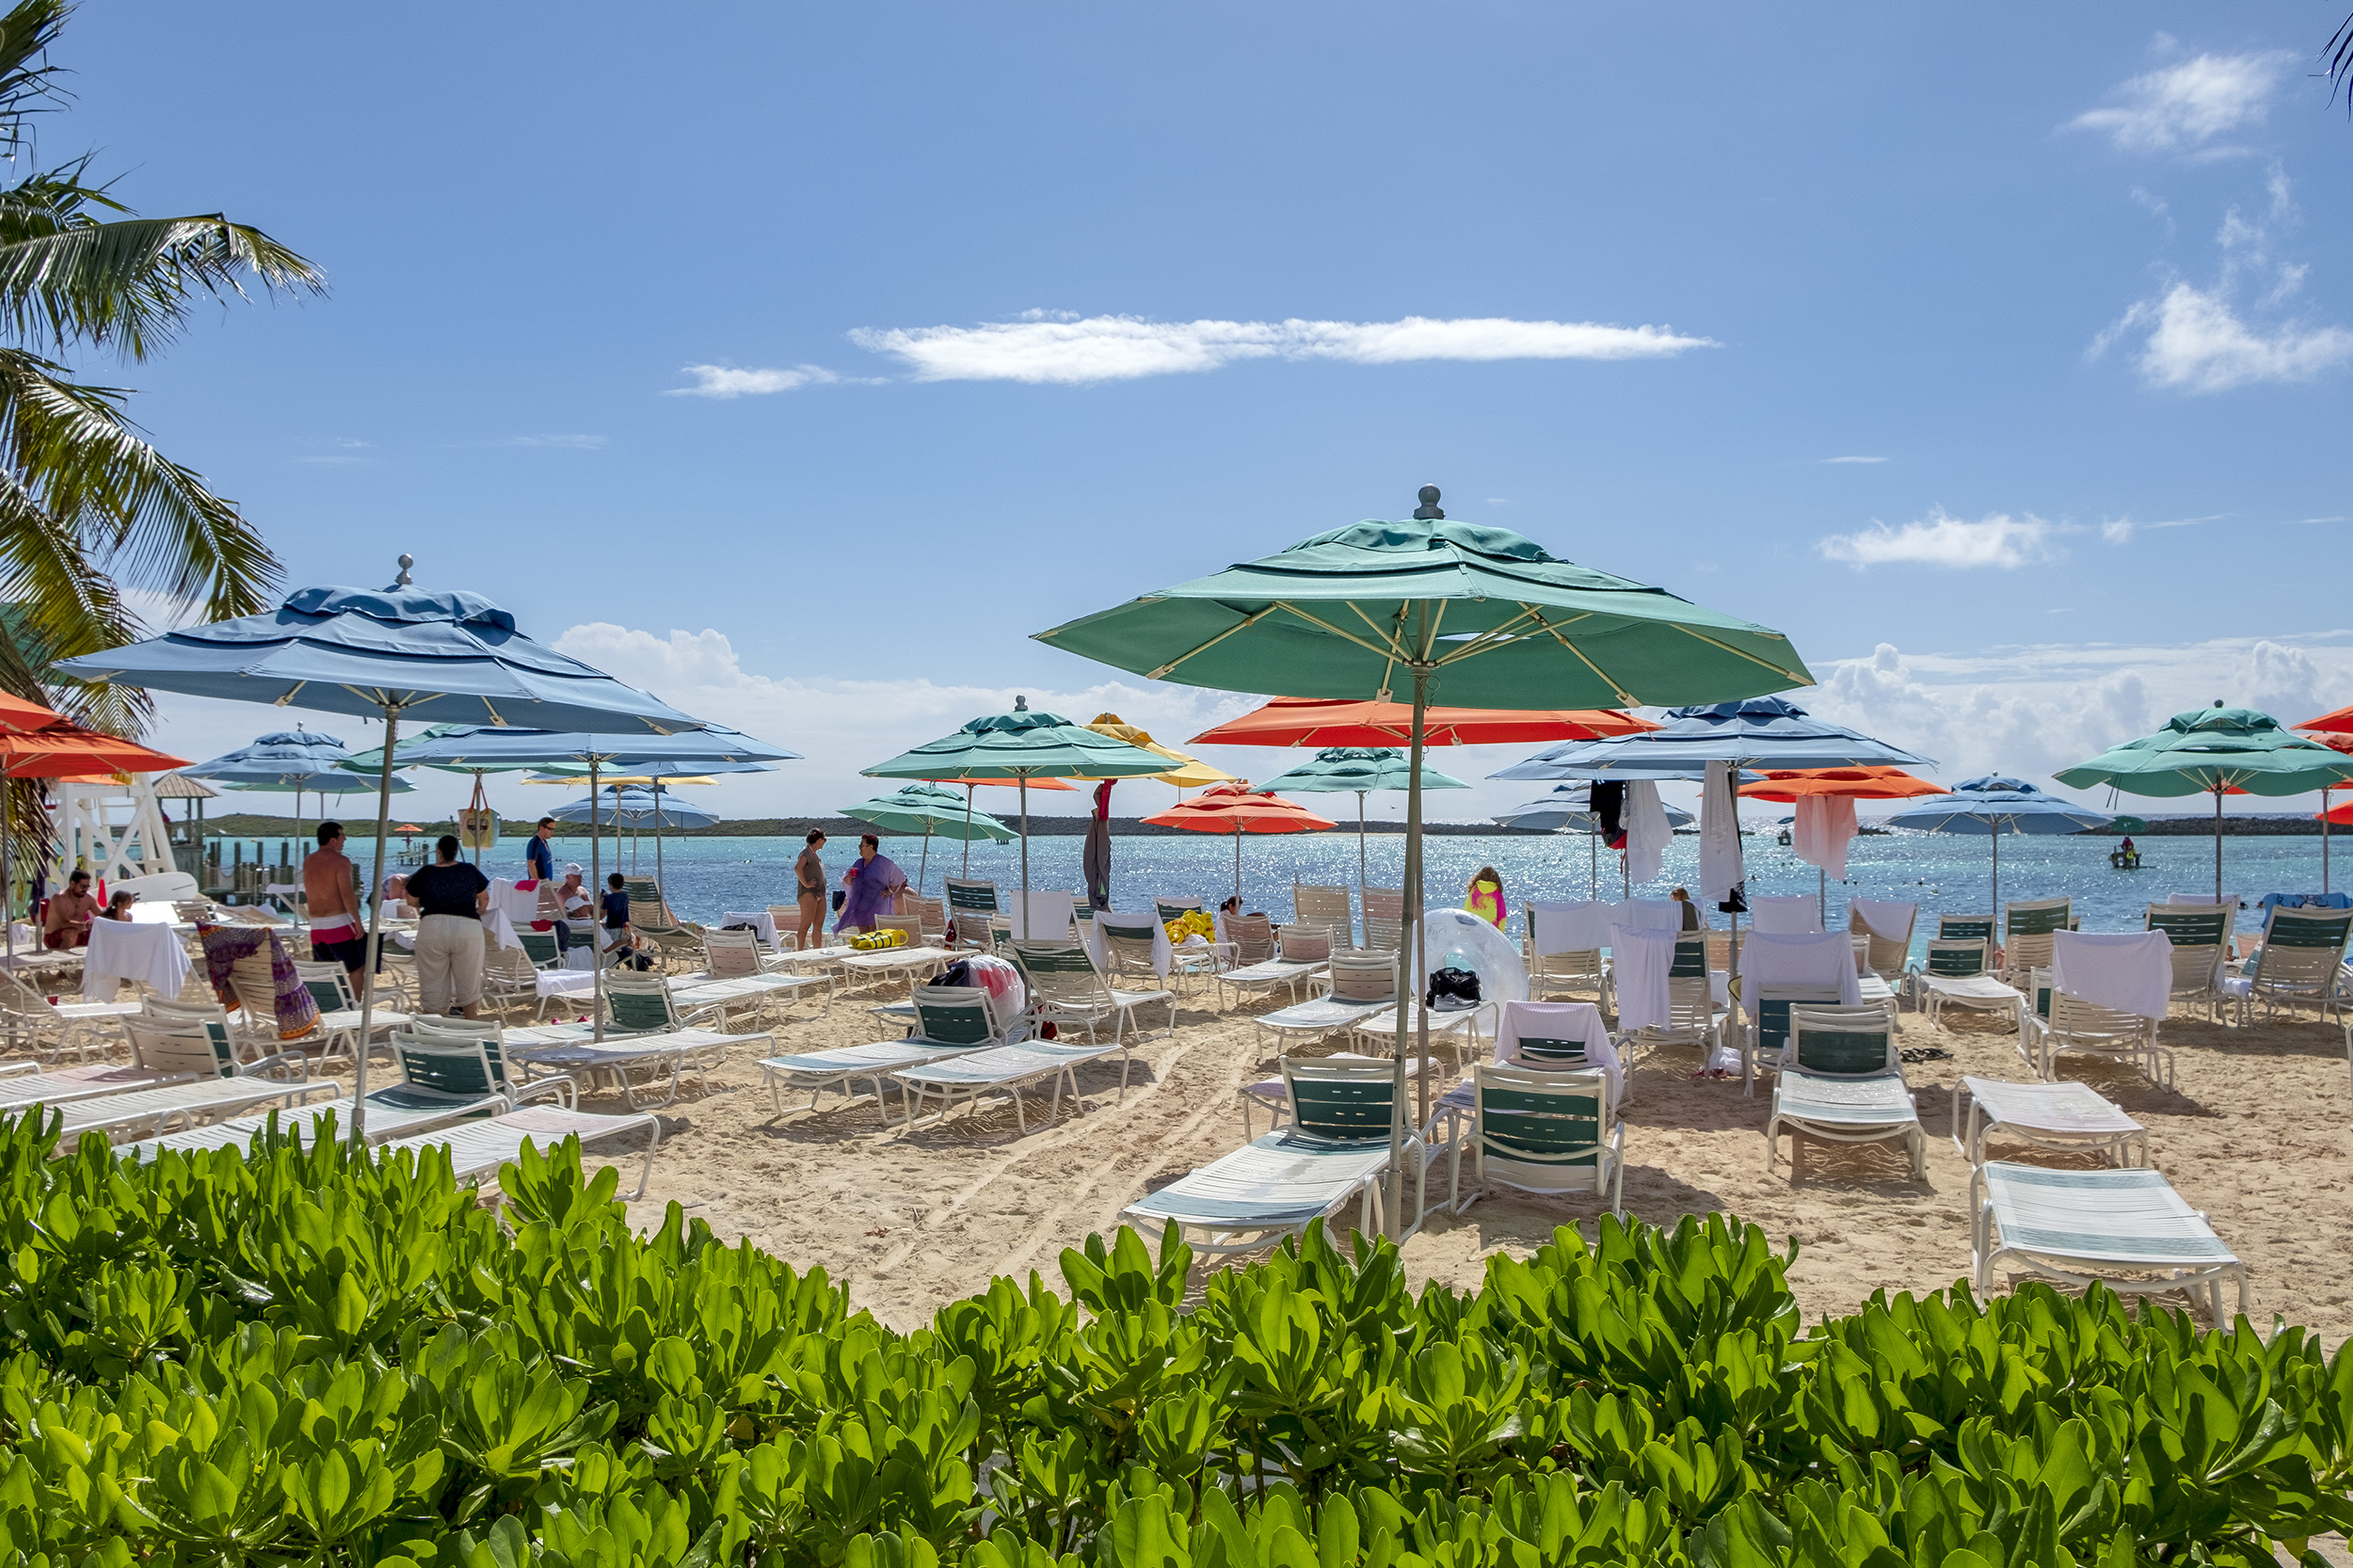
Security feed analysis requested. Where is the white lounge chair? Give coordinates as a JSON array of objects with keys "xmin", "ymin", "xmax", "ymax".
[
  {"xmin": 889, "ymin": 1040, "xmax": 1116, "ymax": 1134},
  {"xmin": 1971, "ymin": 1161, "xmax": 2247, "ymax": 1319},
  {"xmin": 1764, "ymin": 1010, "xmax": 1923, "ymax": 1180},
  {"xmin": 1948, "ymin": 1077, "xmax": 2147, "ymax": 1168},
  {"xmin": 119, "ymin": 1080, "xmax": 511, "ymax": 1160},
  {"xmin": 1440, "ymin": 1063, "xmax": 1625, "ymax": 1218},
  {"xmin": 381, "ymin": 1102, "xmax": 664, "ymax": 1201},
  {"xmin": 1907, "ymin": 939, "xmax": 2022, "ymax": 1029},
  {"xmin": 758, "ymin": 985, "xmax": 1006, "ymax": 1124},
  {"xmin": 0, "ymin": 970, "xmax": 139, "ymax": 1062},
  {"xmin": 1011, "ymin": 940, "xmax": 1173, "ymax": 1065},
  {"xmin": 0, "ymin": 1001, "xmax": 248, "ymax": 1112},
  {"xmin": 2000, "ymin": 898, "xmax": 2072, "ymax": 986},
  {"xmin": 1248, "ymin": 995, "xmax": 1389, "ymax": 1055},
  {"xmin": 2020, "ymin": 988, "xmax": 2172, "ymax": 1088},
  {"xmin": 43, "ymin": 1033, "xmax": 324, "ymax": 1145},
  {"xmin": 2235, "ymin": 905, "xmax": 2353, "ymax": 1026},
  {"xmin": 1125, "ymin": 1057, "xmax": 1433, "ymax": 1255},
  {"xmin": 1293, "ymin": 883, "xmax": 1354, "ymax": 948},
  {"xmin": 1211, "ymin": 924, "xmax": 1334, "ymax": 1010},
  {"xmin": 2142, "ymin": 904, "xmax": 2228, "ymax": 1022},
  {"xmin": 292, "ymin": 961, "xmax": 415, "ymax": 1058},
  {"xmin": 388, "ymin": 1023, "xmax": 579, "ymax": 1112},
  {"xmin": 504, "ymin": 1024, "xmax": 761, "ymax": 1110}
]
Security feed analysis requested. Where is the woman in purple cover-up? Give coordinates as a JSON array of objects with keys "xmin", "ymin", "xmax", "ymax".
[{"xmin": 835, "ymin": 833, "xmax": 907, "ymax": 933}]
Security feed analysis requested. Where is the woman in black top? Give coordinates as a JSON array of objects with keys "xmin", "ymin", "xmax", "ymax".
[{"xmin": 408, "ymin": 835, "xmax": 491, "ymax": 1016}]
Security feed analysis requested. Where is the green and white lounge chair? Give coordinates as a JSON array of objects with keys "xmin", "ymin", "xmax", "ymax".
[
  {"xmin": 381, "ymin": 1103, "xmax": 664, "ymax": 1201},
  {"xmin": 292, "ymin": 961, "xmax": 416, "ymax": 1058},
  {"xmin": 1124, "ymin": 1057, "xmax": 1433, "ymax": 1256},
  {"xmin": 1250, "ymin": 994, "xmax": 1389, "ymax": 1055},
  {"xmin": 2236, "ymin": 905, "xmax": 2353, "ymax": 1026},
  {"xmin": 1764, "ymin": 1010, "xmax": 1923, "ymax": 1180},
  {"xmin": 1971, "ymin": 1161, "xmax": 2247, "ymax": 1319},
  {"xmin": 1741, "ymin": 983, "xmax": 1847, "ymax": 1096},
  {"xmin": 40, "ymin": 1016, "xmax": 324, "ymax": 1144},
  {"xmin": 1948, "ymin": 1077, "xmax": 2147, "ymax": 1168},
  {"xmin": 1011, "ymin": 940, "xmax": 1173, "ymax": 1065},
  {"xmin": 1442, "ymin": 1063, "xmax": 1624, "ymax": 1218},
  {"xmin": 946, "ymin": 879, "xmax": 1004, "ymax": 952},
  {"xmin": 0, "ymin": 1002, "xmax": 243, "ymax": 1112},
  {"xmin": 504, "ymin": 1022, "xmax": 761, "ymax": 1110},
  {"xmin": 624, "ymin": 878, "xmax": 705, "ymax": 972},
  {"xmin": 2000, "ymin": 898, "xmax": 2072, "ymax": 985},
  {"xmin": 119, "ymin": 1079, "xmax": 511, "ymax": 1160},
  {"xmin": 888, "ymin": 1038, "xmax": 1117, "ymax": 1134},
  {"xmin": 760, "ymin": 985, "xmax": 1006, "ymax": 1124},
  {"xmin": 389, "ymin": 1024, "xmax": 577, "ymax": 1112},
  {"xmin": 2143, "ymin": 904, "xmax": 2229, "ymax": 1022},
  {"xmin": 705, "ymin": 927, "xmax": 834, "ymax": 1005},
  {"xmin": 1907, "ymin": 939, "xmax": 2022, "ymax": 1028},
  {"xmin": 1210, "ymin": 924, "xmax": 1334, "ymax": 1010}
]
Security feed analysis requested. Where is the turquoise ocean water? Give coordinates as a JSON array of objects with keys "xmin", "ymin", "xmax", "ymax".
[{"xmin": 240, "ymin": 826, "xmax": 2342, "ymax": 958}]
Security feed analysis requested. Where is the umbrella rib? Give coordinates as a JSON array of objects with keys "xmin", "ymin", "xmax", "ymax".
[
  {"xmin": 1273, "ymin": 601, "xmax": 1410, "ymax": 664},
  {"xmin": 1429, "ymin": 606, "xmax": 1547, "ymax": 668},
  {"xmin": 1144, "ymin": 605, "xmax": 1282, "ymax": 680},
  {"xmin": 1518, "ymin": 607, "xmax": 1641, "ymax": 705},
  {"xmin": 1670, "ymin": 623, "xmax": 1812, "ymax": 683}
]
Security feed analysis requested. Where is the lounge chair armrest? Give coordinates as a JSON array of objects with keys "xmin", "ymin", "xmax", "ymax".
[
  {"xmin": 0, "ymin": 1060, "xmax": 39, "ymax": 1078},
  {"xmin": 512, "ymin": 1075, "xmax": 578, "ymax": 1112},
  {"xmin": 237, "ymin": 1052, "xmax": 312, "ymax": 1082}
]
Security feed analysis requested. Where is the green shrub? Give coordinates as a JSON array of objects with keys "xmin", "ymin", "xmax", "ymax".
[{"xmin": 0, "ymin": 1110, "xmax": 2344, "ymax": 1566}]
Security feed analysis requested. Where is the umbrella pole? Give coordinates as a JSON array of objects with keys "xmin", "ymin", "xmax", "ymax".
[
  {"xmin": 962, "ymin": 786, "xmax": 976, "ymax": 878},
  {"xmin": 1018, "ymin": 776, "xmax": 1031, "ymax": 909},
  {"xmin": 1991, "ymin": 828, "xmax": 1999, "ymax": 922},
  {"xmin": 1357, "ymin": 790, "xmax": 1369, "ymax": 891},
  {"xmin": 1589, "ymin": 823, "xmax": 1596, "ymax": 901},
  {"xmin": 1233, "ymin": 823, "xmax": 1241, "ymax": 900},
  {"xmin": 655, "ymin": 785, "xmax": 664, "ymax": 890},
  {"xmin": 2325, "ymin": 787, "xmax": 2332, "ymax": 896},
  {"xmin": 591, "ymin": 760, "xmax": 605, "ymax": 1042},
  {"xmin": 920, "ymin": 827, "xmax": 932, "ymax": 893},
  {"xmin": 1390, "ymin": 664, "xmax": 1432, "ymax": 1240},
  {"xmin": 1818, "ymin": 866, "xmax": 1826, "ymax": 929},
  {"xmin": 2214, "ymin": 787, "xmax": 2223, "ymax": 904},
  {"xmin": 350, "ymin": 708, "xmax": 400, "ymax": 1147}
]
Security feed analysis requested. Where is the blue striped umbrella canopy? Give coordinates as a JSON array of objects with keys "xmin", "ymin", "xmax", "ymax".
[
  {"xmin": 1883, "ymin": 776, "xmax": 2112, "ymax": 914},
  {"xmin": 54, "ymin": 570, "xmax": 711, "ymax": 1138}
]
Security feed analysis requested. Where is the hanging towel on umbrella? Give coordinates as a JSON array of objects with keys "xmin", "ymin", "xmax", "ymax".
[
  {"xmin": 1590, "ymin": 781, "xmax": 1627, "ymax": 848},
  {"xmin": 1624, "ymin": 780, "xmax": 1672, "ymax": 885},
  {"xmin": 1082, "ymin": 780, "xmax": 1113, "ymax": 911},
  {"xmin": 1792, "ymin": 793, "xmax": 1859, "ymax": 880},
  {"xmin": 1699, "ymin": 760, "xmax": 1745, "ymax": 904}
]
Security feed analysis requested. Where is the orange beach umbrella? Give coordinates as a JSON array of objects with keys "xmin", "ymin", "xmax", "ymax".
[
  {"xmin": 1188, "ymin": 696, "xmax": 1655, "ymax": 749},
  {"xmin": 1140, "ymin": 781, "xmax": 1337, "ymax": 898}
]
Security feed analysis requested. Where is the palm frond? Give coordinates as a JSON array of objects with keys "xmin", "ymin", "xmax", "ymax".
[
  {"xmin": 0, "ymin": 1, "xmax": 69, "ymax": 157},
  {"xmin": 0, "ymin": 347, "xmax": 277, "ymax": 626},
  {"xmin": 0, "ymin": 181, "xmax": 324, "ymax": 359},
  {"xmin": 2329, "ymin": 13, "xmax": 2353, "ymax": 113}
]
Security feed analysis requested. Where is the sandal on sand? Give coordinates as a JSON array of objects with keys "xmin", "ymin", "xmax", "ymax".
[{"xmin": 1898, "ymin": 1047, "xmax": 1953, "ymax": 1064}]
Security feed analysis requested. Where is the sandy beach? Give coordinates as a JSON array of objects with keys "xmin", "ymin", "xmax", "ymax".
[{"xmin": 531, "ymin": 972, "xmax": 2353, "ymax": 1346}]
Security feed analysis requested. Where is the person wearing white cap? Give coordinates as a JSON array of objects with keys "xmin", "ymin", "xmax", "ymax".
[{"xmin": 537, "ymin": 862, "xmax": 593, "ymax": 956}]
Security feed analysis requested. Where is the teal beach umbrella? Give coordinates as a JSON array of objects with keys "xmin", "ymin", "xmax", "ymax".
[
  {"xmin": 1257, "ymin": 745, "xmax": 1468, "ymax": 886},
  {"xmin": 839, "ymin": 783, "xmax": 1018, "ymax": 892},
  {"xmin": 1033, "ymin": 487, "xmax": 1812, "ymax": 1235},
  {"xmin": 2055, "ymin": 704, "xmax": 2353, "ymax": 900}
]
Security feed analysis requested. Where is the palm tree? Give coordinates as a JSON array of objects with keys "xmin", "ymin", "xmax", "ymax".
[{"xmin": 0, "ymin": 0, "xmax": 321, "ymax": 736}]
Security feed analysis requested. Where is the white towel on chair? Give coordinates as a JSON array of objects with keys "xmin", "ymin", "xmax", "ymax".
[
  {"xmin": 1009, "ymin": 891, "xmax": 1076, "ymax": 942},
  {"xmin": 1735, "ymin": 930, "xmax": 1864, "ymax": 1002},
  {"xmin": 1528, "ymin": 900, "xmax": 1618, "ymax": 954},
  {"xmin": 2052, "ymin": 930, "xmax": 2172, "ymax": 1021},
  {"xmin": 1849, "ymin": 898, "xmax": 1916, "ymax": 944},
  {"xmin": 1609, "ymin": 925, "xmax": 1674, "ymax": 1032},
  {"xmin": 1494, "ymin": 999, "xmax": 1620, "ymax": 1102},
  {"xmin": 1749, "ymin": 895, "xmax": 1822, "ymax": 935}
]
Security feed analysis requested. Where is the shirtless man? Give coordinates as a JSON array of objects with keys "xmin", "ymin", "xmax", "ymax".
[{"xmin": 304, "ymin": 821, "xmax": 367, "ymax": 978}]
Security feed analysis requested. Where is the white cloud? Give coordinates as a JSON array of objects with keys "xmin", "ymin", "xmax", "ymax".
[
  {"xmin": 499, "ymin": 434, "xmax": 604, "ymax": 450},
  {"xmin": 2288, "ymin": 516, "xmax": 2350, "ymax": 526},
  {"xmin": 1819, "ymin": 456, "xmax": 1887, "ymax": 464},
  {"xmin": 1800, "ymin": 634, "xmax": 2353, "ymax": 805},
  {"xmin": 2118, "ymin": 281, "xmax": 2353, "ymax": 392},
  {"xmin": 2069, "ymin": 49, "xmax": 2291, "ymax": 153},
  {"xmin": 664, "ymin": 364, "xmax": 840, "ymax": 398},
  {"xmin": 2100, "ymin": 520, "xmax": 2134, "ymax": 543},
  {"xmin": 846, "ymin": 313, "xmax": 1716, "ymax": 384},
  {"xmin": 1817, "ymin": 509, "xmax": 2057, "ymax": 570}
]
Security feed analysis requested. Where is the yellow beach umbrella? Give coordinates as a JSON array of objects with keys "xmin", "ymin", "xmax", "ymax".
[{"xmin": 1081, "ymin": 713, "xmax": 1233, "ymax": 788}]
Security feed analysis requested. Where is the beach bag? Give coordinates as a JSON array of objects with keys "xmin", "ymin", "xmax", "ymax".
[
  {"xmin": 831, "ymin": 890, "xmax": 846, "ymax": 912},
  {"xmin": 1425, "ymin": 965, "xmax": 1481, "ymax": 1010}
]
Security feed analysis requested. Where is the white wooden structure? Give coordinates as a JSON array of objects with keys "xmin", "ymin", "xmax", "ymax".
[{"xmin": 49, "ymin": 775, "xmax": 179, "ymax": 886}]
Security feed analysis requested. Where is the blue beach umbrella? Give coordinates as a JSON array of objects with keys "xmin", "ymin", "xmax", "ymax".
[
  {"xmin": 55, "ymin": 561, "xmax": 707, "ymax": 1139},
  {"xmin": 1494, "ymin": 696, "xmax": 1929, "ymax": 779},
  {"xmin": 184, "ymin": 728, "xmax": 415, "ymax": 856},
  {"xmin": 549, "ymin": 785, "xmax": 722, "ymax": 831},
  {"xmin": 1881, "ymin": 775, "xmax": 2112, "ymax": 915}
]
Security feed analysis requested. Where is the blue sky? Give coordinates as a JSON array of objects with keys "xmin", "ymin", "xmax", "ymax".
[{"xmin": 63, "ymin": 4, "xmax": 2353, "ymax": 821}]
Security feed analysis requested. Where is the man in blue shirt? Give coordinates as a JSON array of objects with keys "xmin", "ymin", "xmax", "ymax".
[{"xmin": 526, "ymin": 816, "xmax": 557, "ymax": 882}]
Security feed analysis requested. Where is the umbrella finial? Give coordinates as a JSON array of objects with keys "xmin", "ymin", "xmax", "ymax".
[
  {"xmin": 1414, "ymin": 485, "xmax": 1444, "ymax": 520},
  {"xmin": 1014, "ymin": 695, "xmax": 1029, "ymax": 712},
  {"xmin": 393, "ymin": 553, "xmax": 414, "ymax": 587}
]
